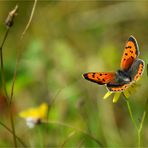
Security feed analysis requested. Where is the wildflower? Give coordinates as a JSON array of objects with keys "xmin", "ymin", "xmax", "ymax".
[
  {"xmin": 19, "ymin": 103, "xmax": 48, "ymax": 128},
  {"xmin": 103, "ymin": 83, "xmax": 138, "ymax": 103}
]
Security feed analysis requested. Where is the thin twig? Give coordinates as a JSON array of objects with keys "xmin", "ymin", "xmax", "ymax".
[
  {"xmin": 0, "ymin": 2, "xmax": 37, "ymax": 147},
  {"xmin": 10, "ymin": 0, "xmax": 38, "ymax": 105},
  {"xmin": 0, "ymin": 25, "xmax": 18, "ymax": 147},
  {"xmin": 0, "ymin": 121, "xmax": 27, "ymax": 147},
  {"xmin": 123, "ymin": 93, "xmax": 148, "ymax": 148},
  {"xmin": 138, "ymin": 98, "xmax": 148, "ymax": 148},
  {"xmin": 0, "ymin": 5, "xmax": 19, "ymax": 148},
  {"xmin": 43, "ymin": 120, "xmax": 103, "ymax": 147},
  {"xmin": 0, "ymin": 28, "xmax": 10, "ymax": 49},
  {"xmin": 126, "ymin": 100, "xmax": 138, "ymax": 131},
  {"xmin": 47, "ymin": 89, "xmax": 62, "ymax": 121},
  {"xmin": 147, "ymin": 64, "xmax": 148, "ymax": 77},
  {"xmin": 8, "ymin": 2, "xmax": 37, "ymax": 146},
  {"xmin": 60, "ymin": 131, "xmax": 76, "ymax": 148},
  {"xmin": 21, "ymin": 0, "xmax": 37, "ymax": 39},
  {"xmin": 0, "ymin": 28, "xmax": 10, "ymax": 101}
]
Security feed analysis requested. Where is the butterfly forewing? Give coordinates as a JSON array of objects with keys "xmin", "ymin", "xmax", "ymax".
[
  {"xmin": 83, "ymin": 72, "xmax": 115, "ymax": 85},
  {"xmin": 120, "ymin": 36, "xmax": 140, "ymax": 71}
]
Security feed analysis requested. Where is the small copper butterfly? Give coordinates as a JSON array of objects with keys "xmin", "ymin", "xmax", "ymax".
[{"xmin": 83, "ymin": 36, "xmax": 145, "ymax": 92}]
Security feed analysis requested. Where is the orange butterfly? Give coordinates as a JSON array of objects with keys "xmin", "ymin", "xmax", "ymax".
[{"xmin": 83, "ymin": 36, "xmax": 145, "ymax": 92}]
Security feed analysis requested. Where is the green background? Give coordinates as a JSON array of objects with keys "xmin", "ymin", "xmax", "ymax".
[{"xmin": 0, "ymin": 1, "xmax": 147, "ymax": 147}]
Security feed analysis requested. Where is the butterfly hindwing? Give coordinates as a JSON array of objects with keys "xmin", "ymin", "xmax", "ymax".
[
  {"xmin": 83, "ymin": 72, "xmax": 115, "ymax": 85},
  {"xmin": 128, "ymin": 59, "xmax": 145, "ymax": 81},
  {"xmin": 107, "ymin": 84, "xmax": 130, "ymax": 92},
  {"xmin": 121, "ymin": 36, "xmax": 140, "ymax": 71}
]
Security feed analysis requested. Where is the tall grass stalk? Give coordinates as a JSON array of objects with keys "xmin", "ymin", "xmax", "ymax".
[
  {"xmin": 125, "ymin": 96, "xmax": 148, "ymax": 148},
  {"xmin": 0, "ymin": 27, "xmax": 17, "ymax": 147},
  {"xmin": 43, "ymin": 120, "xmax": 103, "ymax": 147},
  {"xmin": 0, "ymin": 121, "xmax": 26, "ymax": 146}
]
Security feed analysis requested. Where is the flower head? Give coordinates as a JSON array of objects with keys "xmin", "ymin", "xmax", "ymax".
[{"xmin": 19, "ymin": 103, "xmax": 48, "ymax": 128}]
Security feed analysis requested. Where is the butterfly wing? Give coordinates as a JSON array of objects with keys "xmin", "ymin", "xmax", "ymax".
[
  {"xmin": 83, "ymin": 72, "xmax": 115, "ymax": 85},
  {"xmin": 120, "ymin": 36, "xmax": 140, "ymax": 71},
  {"xmin": 127, "ymin": 59, "xmax": 145, "ymax": 81},
  {"xmin": 107, "ymin": 84, "xmax": 130, "ymax": 92},
  {"xmin": 107, "ymin": 59, "xmax": 145, "ymax": 92}
]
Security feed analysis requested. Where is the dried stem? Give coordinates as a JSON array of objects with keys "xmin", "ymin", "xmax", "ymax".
[
  {"xmin": 21, "ymin": 0, "xmax": 37, "ymax": 39},
  {"xmin": 0, "ymin": 5, "xmax": 19, "ymax": 148},
  {"xmin": 8, "ymin": 1, "xmax": 37, "ymax": 146},
  {"xmin": 0, "ymin": 28, "xmax": 10, "ymax": 101},
  {"xmin": 0, "ymin": 27, "xmax": 17, "ymax": 147},
  {"xmin": 0, "ymin": 121, "xmax": 26, "ymax": 147},
  {"xmin": 10, "ymin": 0, "xmax": 38, "ymax": 105},
  {"xmin": 0, "ymin": 2, "xmax": 37, "ymax": 147}
]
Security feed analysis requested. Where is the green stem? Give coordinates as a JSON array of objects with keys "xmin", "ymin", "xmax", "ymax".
[
  {"xmin": 125, "ymin": 99, "xmax": 139, "ymax": 147},
  {"xmin": 43, "ymin": 120, "xmax": 103, "ymax": 147},
  {"xmin": 137, "ymin": 98, "xmax": 148, "ymax": 148},
  {"xmin": 125, "ymin": 97, "xmax": 148, "ymax": 148},
  {"xmin": 126, "ymin": 100, "xmax": 138, "ymax": 131},
  {"xmin": 60, "ymin": 131, "xmax": 76, "ymax": 148}
]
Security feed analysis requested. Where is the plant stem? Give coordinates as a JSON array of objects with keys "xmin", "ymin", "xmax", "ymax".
[
  {"xmin": 137, "ymin": 98, "xmax": 148, "ymax": 148},
  {"xmin": 0, "ymin": 28, "xmax": 10, "ymax": 101},
  {"xmin": 125, "ymin": 96, "xmax": 148, "ymax": 148},
  {"xmin": 60, "ymin": 131, "xmax": 76, "ymax": 148},
  {"xmin": 138, "ymin": 111, "xmax": 146, "ymax": 148},
  {"xmin": 0, "ymin": 28, "xmax": 17, "ymax": 147},
  {"xmin": 126, "ymin": 100, "xmax": 138, "ymax": 131},
  {"xmin": 0, "ymin": 121, "xmax": 27, "ymax": 147},
  {"xmin": 43, "ymin": 120, "xmax": 103, "ymax": 147}
]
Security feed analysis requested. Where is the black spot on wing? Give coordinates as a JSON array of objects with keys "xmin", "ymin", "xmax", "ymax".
[
  {"xmin": 125, "ymin": 46, "xmax": 132, "ymax": 49},
  {"xmin": 92, "ymin": 73, "xmax": 95, "ymax": 78},
  {"xmin": 130, "ymin": 50, "xmax": 133, "ymax": 53},
  {"xmin": 82, "ymin": 73, "xmax": 105, "ymax": 85}
]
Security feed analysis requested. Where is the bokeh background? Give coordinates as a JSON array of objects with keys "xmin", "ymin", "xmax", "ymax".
[{"xmin": 0, "ymin": 1, "xmax": 148, "ymax": 147}]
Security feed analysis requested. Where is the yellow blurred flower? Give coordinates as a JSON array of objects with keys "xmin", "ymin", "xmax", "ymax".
[
  {"xmin": 103, "ymin": 83, "xmax": 138, "ymax": 103},
  {"xmin": 19, "ymin": 103, "xmax": 48, "ymax": 128}
]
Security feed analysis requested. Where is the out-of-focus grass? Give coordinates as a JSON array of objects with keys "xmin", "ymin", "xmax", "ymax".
[{"xmin": 0, "ymin": 1, "xmax": 147, "ymax": 147}]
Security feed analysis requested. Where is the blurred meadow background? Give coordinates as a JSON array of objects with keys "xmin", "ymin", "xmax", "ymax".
[{"xmin": 0, "ymin": 1, "xmax": 148, "ymax": 147}]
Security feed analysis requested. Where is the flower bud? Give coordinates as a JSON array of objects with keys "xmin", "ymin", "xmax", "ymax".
[{"xmin": 5, "ymin": 5, "xmax": 18, "ymax": 28}]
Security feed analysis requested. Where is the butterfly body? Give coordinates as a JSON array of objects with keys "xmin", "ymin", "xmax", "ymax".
[
  {"xmin": 83, "ymin": 36, "xmax": 145, "ymax": 92},
  {"xmin": 115, "ymin": 70, "xmax": 131, "ymax": 83}
]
